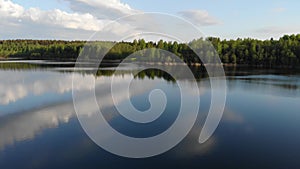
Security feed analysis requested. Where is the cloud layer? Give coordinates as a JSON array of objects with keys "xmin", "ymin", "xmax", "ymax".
[
  {"xmin": 0, "ymin": 0, "xmax": 221, "ymax": 40},
  {"xmin": 65, "ymin": 0, "xmax": 140, "ymax": 19},
  {"xmin": 178, "ymin": 10, "xmax": 220, "ymax": 26},
  {"xmin": 0, "ymin": 0, "xmax": 139, "ymax": 39}
]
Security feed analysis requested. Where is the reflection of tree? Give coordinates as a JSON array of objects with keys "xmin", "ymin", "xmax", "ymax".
[
  {"xmin": 134, "ymin": 69, "xmax": 175, "ymax": 82},
  {"xmin": 1, "ymin": 61, "xmax": 299, "ymax": 84},
  {"xmin": 0, "ymin": 63, "xmax": 39, "ymax": 69},
  {"xmin": 0, "ymin": 62, "xmax": 210, "ymax": 81},
  {"xmin": 227, "ymin": 74, "xmax": 300, "ymax": 97}
]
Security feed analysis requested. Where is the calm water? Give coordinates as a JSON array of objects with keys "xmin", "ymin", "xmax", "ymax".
[{"xmin": 0, "ymin": 62, "xmax": 300, "ymax": 169}]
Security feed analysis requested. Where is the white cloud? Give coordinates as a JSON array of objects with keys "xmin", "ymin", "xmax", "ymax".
[
  {"xmin": 0, "ymin": 0, "xmax": 136, "ymax": 39},
  {"xmin": 0, "ymin": 0, "xmax": 105, "ymax": 31},
  {"xmin": 0, "ymin": 0, "xmax": 24, "ymax": 18},
  {"xmin": 178, "ymin": 10, "xmax": 221, "ymax": 26},
  {"xmin": 26, "ymin": 8, "xmax": 105, "ymax": 31},
  {"xmin": 1, "ymin": 0, "xmax": 218, "ymax": 40},
  {"xmin": 64, "ymin": 0, "xmax": 140, "ymax": 19}
]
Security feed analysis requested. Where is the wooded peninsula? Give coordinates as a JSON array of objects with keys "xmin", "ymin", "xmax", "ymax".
[{"xmin": 1, "ymin": 34, "xmax": 300, "ymax": 67}]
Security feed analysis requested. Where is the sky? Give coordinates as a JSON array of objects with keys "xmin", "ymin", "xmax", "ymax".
[{"xmin": 0, "ymin": 0, "xmax": 300, "ymax": 40}]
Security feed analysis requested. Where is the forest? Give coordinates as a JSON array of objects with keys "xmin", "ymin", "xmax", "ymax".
[{"xmin": 1, "ymin": 34, "xmax": 300, "ymax": 67}]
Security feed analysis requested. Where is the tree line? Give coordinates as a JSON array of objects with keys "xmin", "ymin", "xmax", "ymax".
[{"xmin": 1, "ymin": 34, "xmax": 300, "ymax": 67}]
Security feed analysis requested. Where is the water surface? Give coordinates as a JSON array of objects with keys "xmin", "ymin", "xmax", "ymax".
[{"xmin": 0, "ymin": 62, "xmax": 300, "ymax": 169}]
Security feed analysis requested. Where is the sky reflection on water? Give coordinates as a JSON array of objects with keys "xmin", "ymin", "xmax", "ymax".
[{"xmin": 0, "ymin": 67, "xmax": 300, "ymax": 169}]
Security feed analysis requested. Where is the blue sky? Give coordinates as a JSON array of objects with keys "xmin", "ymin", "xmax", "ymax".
[{"xmin": 1, "ymin": 0, "xmax": 300, "ymax": 40}]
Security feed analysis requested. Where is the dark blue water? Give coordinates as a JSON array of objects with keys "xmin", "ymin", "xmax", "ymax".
[{"xmin": 0, "ymin": 65, "xmax": 300, "ymax": 169}]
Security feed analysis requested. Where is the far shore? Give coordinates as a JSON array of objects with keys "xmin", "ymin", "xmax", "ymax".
[{"xmin": 0, "ymin": 57, "xmax": 299, "ymax": 69}]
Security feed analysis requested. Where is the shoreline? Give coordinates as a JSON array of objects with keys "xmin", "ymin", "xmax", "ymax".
[
  {"xmin": 129, "ymin": 61, "xmax": 300, "ymax": 69},
  {"xmin": 0, "ymin": 58, "xmax": 299, "ymax": 69}
]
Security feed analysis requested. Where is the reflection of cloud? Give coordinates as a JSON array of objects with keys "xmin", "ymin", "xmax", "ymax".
[
  {"xmin": 0, "ymin": 69, "xmax": 209, "ymax": 150},
  {"xmin": 0, "ymin": 82, "xmax": 112, "ymax": 149},
  {"xmin": 175, "ymin": 109, "xmax": 243, "ymax": 157},
  {"xmin": 0, "ymin": 69, "xmax": 203, "ymax": 107},
  {"xmin": 174, "ymin": 125, "xmax": 217, "ymax": 157},
  {"xmin": 0, "ymin": 95, "xmax": 118, "ymax": 150},
  {"xmin": 222, "ymin": 108, "xmax": 244, "ymax": 124},
  {"xmin": 186, "ymin": 136, "xmax": 217, "ymax": 156},
  {"xmin": 0, "ymin": 102, "xmax": 75, "ymax": 149},
  {"xmin": 0, "ymin": 73, "xmax": 159, "ymax": 149},
  {"xmin": 0, "ymin": 71, "xmax": 94, "ymax": 105},
  {"xmin": 185, "ymin": 112, "xmax": 219, "ymax": 156}
]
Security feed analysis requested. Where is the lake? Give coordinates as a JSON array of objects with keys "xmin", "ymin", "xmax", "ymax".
[{"xmin": 0, "ymin": 61, "xmax": 300, "ymax": 169}]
